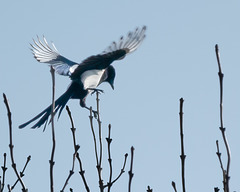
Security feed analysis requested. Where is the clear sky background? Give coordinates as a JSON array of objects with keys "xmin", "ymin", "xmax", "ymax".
[{"xmin": 1, "ymin": 1, "xmax": 240, "ymax": 191}]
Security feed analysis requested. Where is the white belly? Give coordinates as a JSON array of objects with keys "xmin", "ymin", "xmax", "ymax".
[{"xmin": 81, "ymin": 69, "xmax": 105, "ymax": 90}]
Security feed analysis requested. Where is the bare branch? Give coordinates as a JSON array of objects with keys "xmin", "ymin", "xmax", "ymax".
[
  {"xmin": 147, "ymin": 185, "xmax": 153, "ymax": 192},
  {"xmin": 128, "ymin": 146, "xmax": 134, "ymax": 192},
  {"xmin": 215, "ymin": 44, "xmax": 231, "ymax": 192},
  {"xmin": 62, "ymin": 106, "xmax": 90, "ymax": 192},
  {"xmin": 106, "ymin": 124, "xmax": 113, "ymax": 192},
  {"xmin": 49, "ymin": 66, "xmax": 56, "ymax": 192},
  {"xmin": 103, "ymin": 153, "xmax": 128, "ymax": 188},
  {"xmin": 11, "ymin": 155, "xmax": 31, "ymax": 190},
  {"xmin": 96, "ymin": 92, "xmax": 104, "ymax": 191},
  {"xmin": 3, "ymin": 93, "xmax": 28, "ymax": 192},
  {"xmin": 171, "ymin": 181, "xmax": 177, "ymax": 192},
  {"xmin": 1, "ymin": 153, "xmax": 7, "ymax": 192},
  {"xmin": 179, "ymin": 98, "xmax": 186, "ymax": 192},
  {"xmin": 216, "ymin": 140, "xmax": 225, "ymax": 179},
  {"xmin": 76, "ymin": 153, "xmax": 90, "ymax": 192}
]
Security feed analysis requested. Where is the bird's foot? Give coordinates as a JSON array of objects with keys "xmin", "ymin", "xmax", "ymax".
[{"xmin": 88, "ymin": 88, "xmax": 104, "ymax": 95}]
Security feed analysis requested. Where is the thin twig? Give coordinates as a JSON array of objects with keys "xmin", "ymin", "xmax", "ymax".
[
  {"xmin": 103, "ymin": 153, "xmax": 128, "ymax": 188},
  {"xmin": 146, "ymin": 185, "xmax": 153, "ymax": 192},
  {"xmin": 3, "ymin": 93, "xmax": 28, "ymax": 192},
  {"xmin": 128, "ymin": 146, "xmax": 134, "ymax": 192},
  {"xmin": 96, "ymin": 92, "xmax": 104, "ymax": 191},
  {"xmin": 76, "ymin": 153, "xmax": 90, "ymax": 192},
  {"xmin": 89, "ymin": 107, "xmax": 99, "ymax": 164},
  {"xmin": 179, "ymin": 98, "xmax": 186, "ymax": 192},
  {"xmin": 11, "ymin": 155, "xmax": 31, "ymax": 190},
  {"xmin": 215, "ymin": 44, "xmax": 231, "ymax": 192},
  {"xmin": 1, "ymin": 153, "xmax": 7, "ymax": 192},
  {"xmin": 214, "ymin": 187, "xmax": 220, "ymax": 192},
  {"xmin": 49, "ymin": 66, "xmax": 56, "ymax": 192},
  {"xmin": 106, "ymin": 124, "xmax": 113, "ymax": 192},
  {"xmin": 171, "ymin": 181, "xmax": 177, "ymax": 192},
  {"xmin": 61, "ymin": 106, "xmax": 77, "ymax": 192},
  {"xmin": 216, "ymin": 140, "xmax": 225, "ymax": 179},
  {"xmin": 7, "ymin": 184, "xmax": 11, "ymax": 192},
  {"xmin": 62, "ymin": 106, "xmax": 90, "ymax": 192}
]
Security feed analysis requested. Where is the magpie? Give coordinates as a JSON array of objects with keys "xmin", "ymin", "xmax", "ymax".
[{"xmin": 19, "ymin": 26, "xmax": 146, "ymax": 129}]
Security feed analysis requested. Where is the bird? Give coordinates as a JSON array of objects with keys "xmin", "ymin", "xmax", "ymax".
[{"xmin": 19, "ymin": 26, "xmax": 146, "ymax": 130}]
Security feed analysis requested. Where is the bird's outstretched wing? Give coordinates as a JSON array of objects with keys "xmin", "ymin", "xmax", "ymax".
[
  {"xmin": 30, "ymin": 36, "xmax": 79, "ymax": 76},
  {"xmin": 102, "ymin": 25, "xmax": 146, "ymax": 57},
  {"xmin": 70, "ymin": 26, "xmax": 147, "ymax": 79}
]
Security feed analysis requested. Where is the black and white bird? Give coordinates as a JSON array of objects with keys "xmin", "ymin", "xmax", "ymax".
[{"xmin": 19, "ymin": 26, "xmax": 146, "ymax": 129}]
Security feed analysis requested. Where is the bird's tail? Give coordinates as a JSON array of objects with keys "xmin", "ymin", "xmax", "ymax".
[{"xmin": 19, "ymin": 82, "xmax": 77, "ymax": 130}]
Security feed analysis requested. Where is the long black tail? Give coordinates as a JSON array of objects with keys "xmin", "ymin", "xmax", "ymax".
[{"xmin": 19, "ymin": 82, "xmax": 78, "ymax": 130}]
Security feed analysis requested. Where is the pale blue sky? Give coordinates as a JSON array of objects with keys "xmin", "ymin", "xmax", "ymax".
[{"xmin": 1, "ymin": 1, "xmax": 240, "ymax": 191}]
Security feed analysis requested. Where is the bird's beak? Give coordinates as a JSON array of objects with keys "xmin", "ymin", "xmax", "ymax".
[{"xmin": 111, "ymin": 84, "xmax": 114, "ymax": 90}]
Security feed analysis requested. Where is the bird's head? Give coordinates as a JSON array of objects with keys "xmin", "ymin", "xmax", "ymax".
[{"xmin": 105, "ymin": 65, "xmax": 116, "ymax": 90}]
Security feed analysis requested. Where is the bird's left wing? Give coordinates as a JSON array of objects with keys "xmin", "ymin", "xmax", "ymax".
[{"xmin": 30, "ymin": 36, "xmax": 79, "ymax": 76}]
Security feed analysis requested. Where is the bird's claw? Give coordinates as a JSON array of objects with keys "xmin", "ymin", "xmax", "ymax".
[{"xmin": 88, "ymin": 88, "xmax": 104, "ymax": 95}]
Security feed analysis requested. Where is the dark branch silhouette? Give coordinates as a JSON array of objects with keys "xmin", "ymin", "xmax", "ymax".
[
  {"xmin": 106, "ymin": 124, "xmax": 113, "ymax": 192},
  {"xmin": 215, "ymin": 44, "xmax": 231, "ymax": 192},
  {"xmin": 11, "ymin": 156, "xmax": 31, "ymax": 190},
  {"xmin": 3, "ymin": 93, "xmax": 28, "ymax": 192},
  {"xmin": 146, "ymin": 185, "xmax": 153, "ymax": 192},
  {"xmin": 171, "ymin": 181, "xmax": 177, "ymax": 192},
  {"xmin": 128, "ymin": 146, "xmax": 134, "ymax": 192},
  {"xmin": 179, "ymin": 98, "xmax": 186, "ymax": 192},
  {"xmin": 49, "ymin": 66, "xmax": 56, "ymax": 192},
  {"xmin": 61, "ymin": 105, "xmax": 90, "ymax": 192},
  {"xmin": 0, "ymin": 153, "xmax": 7, "ymax": 192}
]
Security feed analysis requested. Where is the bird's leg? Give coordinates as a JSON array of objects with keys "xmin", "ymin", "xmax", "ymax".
[
  {"xmin": 87, "ymin": 88, "xmax": 104, "ymax": 95},
  {"xmin": 84, "ymin": 106, "xmax": 98, "ymax": 118}
]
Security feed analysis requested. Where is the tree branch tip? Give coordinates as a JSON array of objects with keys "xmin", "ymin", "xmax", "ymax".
[
  {"xmin": 147, "ymin": 185, "xmax": 153, "ymax": 192},
  {"xmin": 125, "ymin": 153, "xmax": 128, "ymax": 157},
  {"xmin": 3, "ymin": 93, "xmax": 7, "ymax": 100}
]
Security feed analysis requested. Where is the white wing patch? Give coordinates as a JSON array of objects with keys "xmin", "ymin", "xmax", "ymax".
[{"xmin": 81, "ymin": 69, "xmax": 105, "ymax": 90}]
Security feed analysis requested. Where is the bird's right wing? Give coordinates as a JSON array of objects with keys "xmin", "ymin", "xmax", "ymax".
[
  {"xmin": 102, "ymin": 26, "xmax": 147, "ymax": 58},
  {"xmin": 30, "ymin": 36, "xmax": 79, "ymax": 76}
]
